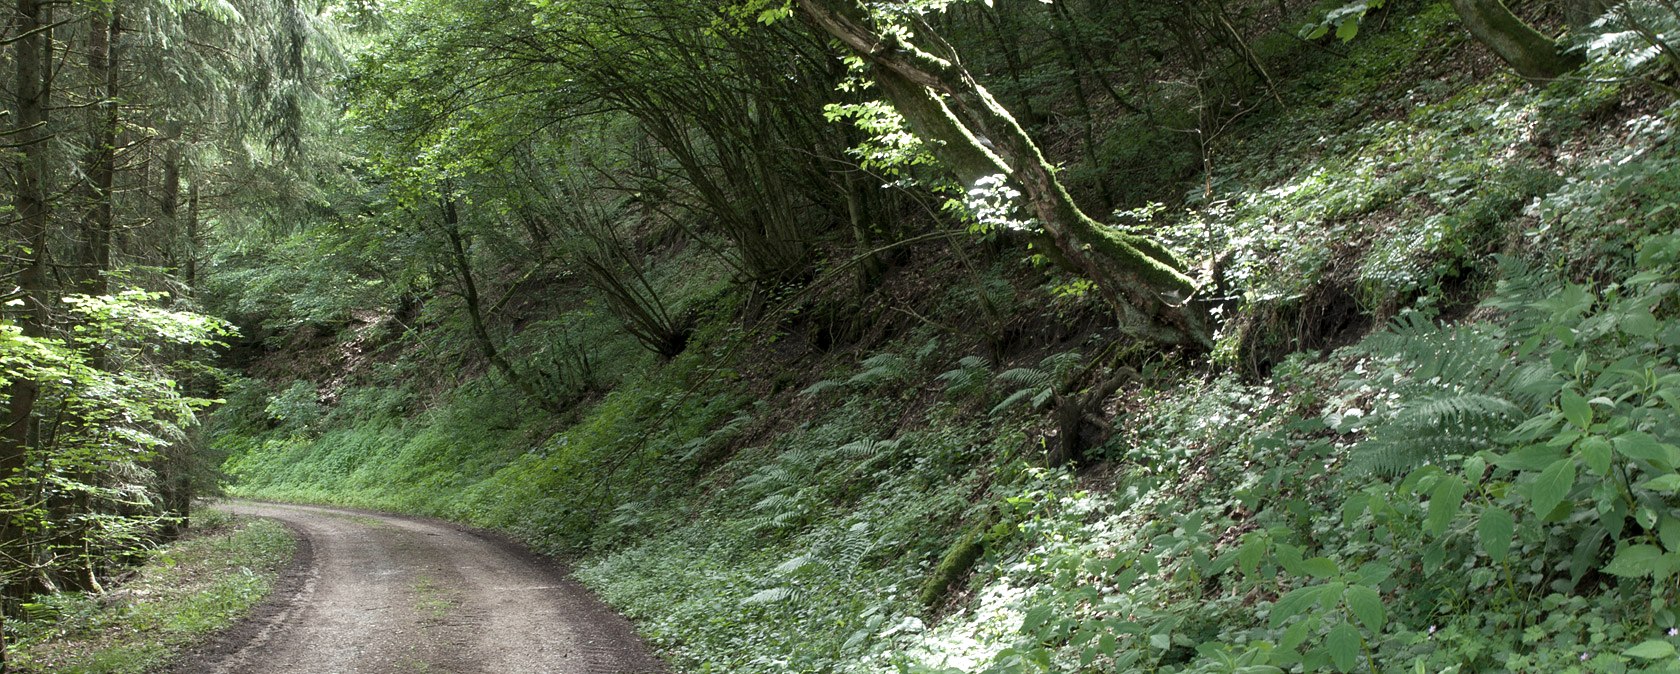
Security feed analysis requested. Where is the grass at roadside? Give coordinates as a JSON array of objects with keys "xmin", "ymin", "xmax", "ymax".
[{"xmin": 6, "ymin": 508, "xmax": 296, "ymax": 673}]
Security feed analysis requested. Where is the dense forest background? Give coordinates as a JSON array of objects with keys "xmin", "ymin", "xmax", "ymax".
[{"xmin": 4, "ymin": 0, "xmax": 1680, "ymax": 671}]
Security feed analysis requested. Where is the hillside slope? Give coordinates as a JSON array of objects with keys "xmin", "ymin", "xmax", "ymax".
[{"xmin": 209, "ymin": 2, "xmax": 1680, "ymax": 673}]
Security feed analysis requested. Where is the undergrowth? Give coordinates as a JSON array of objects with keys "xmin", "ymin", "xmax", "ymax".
[
  {"xmin": 210, "ymin": 2, "xmax": 1680, "ymax": 673},
  {"xmin": 7, "ymin": 510, "xmax": 295, "ymax": 673}
]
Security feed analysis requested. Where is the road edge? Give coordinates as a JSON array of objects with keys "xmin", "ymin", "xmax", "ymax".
[{"xmin": 161, "ymin": 504, "xmax": 317, "ymax": 674}]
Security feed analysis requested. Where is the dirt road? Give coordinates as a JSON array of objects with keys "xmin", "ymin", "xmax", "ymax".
[{"xmin": 175, "ymin": 501, "xmax": 665, "ymax": 674}]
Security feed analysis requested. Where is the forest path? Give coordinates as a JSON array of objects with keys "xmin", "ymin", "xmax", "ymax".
[{"xmin": 172, "ymin": 501, "xmax": 665, "ymax": 674}]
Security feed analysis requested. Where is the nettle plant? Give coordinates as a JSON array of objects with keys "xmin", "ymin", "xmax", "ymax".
[
  {"xmin": 1272, "ymin": 233, "xmax": 1680, "ymax": 671},
  {"xmin": 898, "ymin": 234, "xmax": 1680, "ymax": 674}
]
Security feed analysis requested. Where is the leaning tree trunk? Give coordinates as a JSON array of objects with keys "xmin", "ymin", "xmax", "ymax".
[
  {"xmin": 1450, "ymin": 0, "xmax": 1583, "ymax": 81},
  {"xmin": 795, "ymin": 0, "xmax": 1209, "ymax": 347}
]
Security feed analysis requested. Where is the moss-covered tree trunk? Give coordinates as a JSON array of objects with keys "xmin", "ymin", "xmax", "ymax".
[
  {"xmin": 796, "ymin": 0, "xmax": 1209, "ymax": 347},
  {"xmin": 1450, "ymin": 0, "xmax": 1583, "ymax": 82}
]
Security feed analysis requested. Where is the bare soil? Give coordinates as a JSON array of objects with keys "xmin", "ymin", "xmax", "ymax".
[{"xmin": 169, "ymin": 502, "xmax": 666, "ymax": 674}]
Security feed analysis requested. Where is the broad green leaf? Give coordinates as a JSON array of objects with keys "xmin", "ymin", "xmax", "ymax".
[
  {"xmin": 1269, "ymin": 585, "xmax": 1326, "ymax": 628},
  {"xmin": 1274, "ymin": 543, "xmax": 1307, "ymax": 577},
  {"xmin": 1623, "ymin": 311, "xmax": 1659, "ymax": 337},
  {"xmin": 1355, "ymin": 562, "xmax": 1396, "ymax": 585},
  {"xmin": 1663, "ymin": 517, "xmax": 1680, "ymax": 553},
  {"xmin": 1344, "ymin": 584, "xmax": 1385, "ymax": 632},
  {"xmin": 1625, "ymin": 640, "xmax": 1677, "ymax": 659},
  {"xmin": 1529, "ymin": 458, "xmax": 1576, "ymax": 520},
  {"xmin": 1494, "ymin": 444, "xmax": 1562, "ymax": 471},
  {"xmin": 1604, "ymin": 544, "xmax": 1664, "ymax": 578},
  {"xmin": 1426, "ymin": 475, "xmax": 1465, "ymax": 536},
  {"xmin": 1463, "ymin": 455, "xmax": 1487, "ymax": 483},
  {"xmin": 1302, "ymin": 557, "xmax": 1339, "ymax": 579},
  {"xmin": 1335, "ymin": 17, "xmax": 1359, "ymax": 42},
  {"xmin": 1577, "ymin": 436, "xmax": 1612, "ymax": 476},
  {"xmin": 1327, "ymin": 622, "xmax": 1361, "ymax": 672},
  {"xmin": 1237, "ymin": 535, "xmax": 1266, "ymax": 576},
  {"xmin": 1560, "ymin": 389, "xmax": 1592, "ymax": 429},
  {"xmin": 1615, "ymin": 432, "xmax": 1680, "ymax": 470},
  {"xmin": 1642, "ymin": 474, "xmax": 1680, "ymax": 493},
  {"xmin": 1478, "ymin": 506, "xmax": 1515, "ymax": 563},
  {"xmin": 1281, "ymin": 619, "xmax": 1312, "ymax": 650},
  {"xmin": 1341, "ymin": 493, "xmax": 1369, "ymax": 526}
]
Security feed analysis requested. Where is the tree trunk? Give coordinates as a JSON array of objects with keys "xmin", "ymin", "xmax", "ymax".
[
  {"xmin": 1561, "ymin": 0, "xmax": 1607, "ymax": 30},
  {"xmin": 1450, "ymin": 0, "xmax": 1583, "ymax": 81},
  {"xmin": 795, "ymin": 0, "xmax": 1209, "ymax": 347},
  {"xmin": 440, "ymin": 199, "xmax": 558, "ymax": 412},
  {"xmin": 80, "ymin": 10, "xmax": 120, "ymax": 297},
  {"xmin": 185, "ymin": 182, "xmax": 201, "ymax": 289},
  {"xmin": 3, "ymin": 0, "xmax": 53, "ymax": 621}
]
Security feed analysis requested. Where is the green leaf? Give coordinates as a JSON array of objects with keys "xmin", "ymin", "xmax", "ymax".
[
  {"xmin": 1561, "ymin": 389, "xmax": 1592, "ymax": 429},
  {"xmin": 1463, "ymin": 455, "xmax": 1488, "ymax": 483},
  {"xmin": 1604, "ymin": 544, "xmax": 1664, "ymax": 578},
  {"xmin": 1529, "ymin": 458, "xmax": 1576, "ymax": 520},
  {"xmin": 1615, "ymin": 432, "xmax": 1679, "ymax": 470},
  {"xmin": 1426, "ymin": 475, "xmax": 1466, "ymax": 536},
  {"xmin": 1274, "ymin": 543, "xmax": 1307, "ymax": 577},
  {"xmin": 1478, "ymin": 506, "xmax": 1515, "ymax": 563},
  {"xmin": 1281, "ymin": 620, "xmax": 1312, "ymax": 650},
  {"xmin": 1237, "ymin": 535, "xmax": 1266, "ymax": 576},
  {"xmin": 1643, "ymin": 474, "xmax": 1680, "ymax": 493},
  {"xmin": 1662, "ymin": 517, "xmax": 1680, "ymax": 553},
  {"xmin": 1344, "ymin": 584, "xmax": 1385, "ymax": 632},
  {"xmin": 1623, "ymin": 311, "xmax": 1659, "ymax": 338},
  {"xmin": 1327, "ymin": 622, "xmax": 1361, "ymax": 672},
  {"xmin": 1335, "ymin": 17, "xmax": 1360, "ymax": 42},
  {"xmin": 1302, "ymin": 557, "xmax": 1339, "ymax": 579},
  {"xmin": 1270, "ymin": 585, "xmax": 1326, "ymax": 628},
  {"xmin": 1624, "ymin": 640, "xmax": 1677, "ymax": 659},
  {"xmin": 1577, "ymin": 436, "xmax": 1612, "ymax": 476},
  {"xmin": 1494, "ymin": 444, "xmax": 1563, "ymax": 471}
]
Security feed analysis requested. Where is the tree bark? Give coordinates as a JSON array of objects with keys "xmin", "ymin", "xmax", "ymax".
[
  {"xmin": 795, "ymin": 0, "xmax": 1209, "ymax": 347},
  {"xmin": 440, "ymin": 198, "xmax": 559, "ymax": 412},
  {"xmin": 185, "ymin": 182, "xmax": 200, "ymax": 289},
  {"xmin": 3, "ymin": 0, "xmax": 54, "ymax": 619},
  {"xmin": 1561, "ymin": 0, "xmax": 1607, "ymax": 31},
  {"xmin": 1450, "ymin": 0, "xmax": 1583, "ymax": 81},
  {"xmin": 80, "ymin": 10, "xmax": 120, "ymax": 297}
]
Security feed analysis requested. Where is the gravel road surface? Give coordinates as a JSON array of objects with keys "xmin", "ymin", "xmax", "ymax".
[{"xmin": 174, "ymin": 501, "xmax": 665, "ymax": 674}]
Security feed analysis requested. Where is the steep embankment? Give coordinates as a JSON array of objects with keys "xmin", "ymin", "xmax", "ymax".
[{"xmin": 213, "ymin": 4, "xmax": 1680, "ymax": 674}]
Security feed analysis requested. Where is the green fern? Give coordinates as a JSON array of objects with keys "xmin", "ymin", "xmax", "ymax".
[
  {"xmin": 746, "ymin": 522, "xmax": 877, "ymax": 608},
  {"xmin": 847, "ymin": 353, "xmax": 911, "ymax": 386},
  {"xmin": 937, "ymin": 355, "xmax": 989, "ymax": 396},
  {"xmin": 1348, "ymin": 302, "xmax": 1564, "ymax": 475},
  {"xmin": 799, "ymin": 379, "xmax": 844, "ymax": 397},
  {"xmin": 990, "ymin": 352, "xmax": 1081, "ymax": 416}
]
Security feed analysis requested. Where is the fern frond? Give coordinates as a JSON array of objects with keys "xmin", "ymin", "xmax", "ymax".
[
  {"xmin": 836, "ymin": 522, "xmax": 873, "ymax": 577},
  {"xmin": 774, "ymin": 554, "xmax": 820, "ymax": 575},
  {"xmin": 1351, "ymin": 391, "xmax": 1520, "ymax": 476},
  {"xmin": 1041, "ymin": 351, "xmax": 1085, "ymax": 378},
  {"xmin": 837, "ymin": 438, "xmax": 900, "ymax": 460},
  {"xmin": 990, "ymin": 388, "xmax": 1037, "ymax": 416},
  {"xmin": 754, "ymin": 493, "xmax": 798, "ymax": 512},
  {"xmin": 996, "ymin": 367, "xmax": 1052, "ymax": 389},
  {"xmin": 800, "ymin": 379, "xmax": 844, "ymax": 397},
  {"xmin": 848, "ymin": 353, "xmax": 910, "ymax": 386},
  {"xmin": 744, "ymin": 587, "xmax": 797, "ymax": 605}
]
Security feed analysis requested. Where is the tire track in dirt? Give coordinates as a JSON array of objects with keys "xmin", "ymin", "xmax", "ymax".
[{"xmin": 172, "ymin": 501, "xmax": 665, "ymax": 674}]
